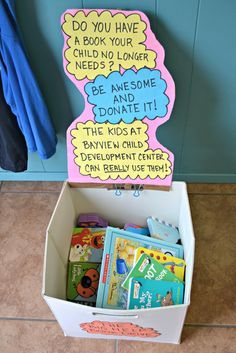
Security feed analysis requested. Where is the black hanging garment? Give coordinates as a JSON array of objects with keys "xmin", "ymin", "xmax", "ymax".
[{"xmin": 0, "ymin": 78, "xmax": 28, "ymax": 172}]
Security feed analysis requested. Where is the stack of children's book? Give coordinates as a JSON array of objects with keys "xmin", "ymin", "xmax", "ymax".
[
  {"xmin": 67, "ymin": 214, "xmax": 108, "ymax": 306},
  {"xmin": 67, "ymin": 215, "xmax": 186, "ymax": 310}
]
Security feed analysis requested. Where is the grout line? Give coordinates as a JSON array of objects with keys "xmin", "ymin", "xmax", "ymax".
[
  {"xmin": 185, "ymin": 323, "xmax": 236, "ymax": 329},
  {"xmin": 1, "ymin": 190, "xmax": 236, "ymax": 196},
  {"xmin": 0, "ymin": 317, "xmax": 57, "ymax": 323},
  {"xmin": 0, "ymin": 190, "xmax": 60, "ymax": 195},
  {"xmin": 6, "ymin": 191, "xmax": 236, "ymax": 196},
  {"xmin": 115, "ymin": 339, "xmax": 119, "ymax": 353},
  {"xmin": 0, "ymin": 316, "xmax": 235, "ymax": 330},
  {"xmin": 188, "ymin": 192, "xmax": 236, "ymax": 196}
]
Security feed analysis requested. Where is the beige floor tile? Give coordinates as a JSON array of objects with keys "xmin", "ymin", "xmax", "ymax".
[
  {"xmin": 1, "ymin": 181, "xmax": 63, "ymax": 192},
  {"xmin": 0, "ymin": 193, "xmax": 59, "ymax": 318},
  {"xmin": 118, "ymin": 327, "xmax": 236, "ymax": 353},
  {"xmin": 188, "ymin": 183, "xmax": 236, "ymax": 194},
  {"xmin": 186, "ymin": 194, "xmax": 236, "ymax": 324},
  {"xmin": 0, "ymin": 320, "xmax": 115, "ymax": 353}
]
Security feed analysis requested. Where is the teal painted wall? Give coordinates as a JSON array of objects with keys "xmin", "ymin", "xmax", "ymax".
[{"xmin": 1, "ymin": 0, "xmax": 236, "ymax": 182}]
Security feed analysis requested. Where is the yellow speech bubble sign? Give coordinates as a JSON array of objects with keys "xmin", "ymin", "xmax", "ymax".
[
  {"xmin": 71, "ymin": 121, "xmax": 172, "ymax": 180},
  {"xmin": 62, "ymin": 11, "xmax": 156, "ymax": 80}
]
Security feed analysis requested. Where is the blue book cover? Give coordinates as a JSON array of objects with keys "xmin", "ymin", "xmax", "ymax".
[
  {"xmin": 96, "ymin": 227, "xmax": 184, "ymax": 309},
  {"xmin": 127, "ymin": 278, "xmax": 184, "ymax": 309},
  {"xmin": 147, "ymin": 217, "xmax": 180, "ymax": 244},
  {"xmin": 125, "ymin": 227, "xmax": 150, "ymax": 236}
]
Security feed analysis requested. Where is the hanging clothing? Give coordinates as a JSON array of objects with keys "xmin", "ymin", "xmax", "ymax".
[
  {"xmin": 0, "ymin": 78, "xmax": 28, "ymax": 172},
  {"xmin": 0, "ymin": 0, "xmax": 57, "ymax": 159}
]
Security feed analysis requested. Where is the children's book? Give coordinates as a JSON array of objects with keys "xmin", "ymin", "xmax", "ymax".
[
  {"xmin": 147, "ymin": 217, "xmax": 180, "ymax": 243},
  {"xmin": 69, "ymin": 228, "xmax": 105, "ymax": 262},
  {"xmin": 134, "ymin": 247, "xmax": 186, "ymax": 281},
  {"xmin": 125, "ymin": 226, "xmax": 150, "ymax": 236},
  {"xmin": 127, "ymin": 278, "xmax": 184, "ymax": 309},
  {"xmin": 96, "ymin": 227, "xmax": 183, "ymax": 309},
  {"xmin": 124, "ymin": 223, "xmax": 150, "ymax": 236},
  {"xmin": 122, "ymin": 253, "xmax": 182, "ymax": 291},
  {"xmin": 67, "ymin": 262, "xmax": 101, "ymax": 305}
]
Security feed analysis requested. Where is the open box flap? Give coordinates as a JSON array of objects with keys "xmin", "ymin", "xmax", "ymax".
[{"xmin": 61, "ymin": 9, "xmax": 175, "ymax": 189}]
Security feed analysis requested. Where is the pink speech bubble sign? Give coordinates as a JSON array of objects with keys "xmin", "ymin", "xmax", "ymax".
[{"xmin": 61, "ymin": 9, "xmax": 175, "ymax": 187}]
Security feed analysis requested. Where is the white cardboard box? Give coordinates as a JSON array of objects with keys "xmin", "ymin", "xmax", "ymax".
[{"xmin": 42, "ymin": 181, "xmax": 195, "ymax": 344}]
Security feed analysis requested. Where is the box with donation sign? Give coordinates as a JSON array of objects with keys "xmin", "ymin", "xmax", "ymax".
[{"xmin": 42, "ymin": 8, "xmax": 195, "ymax": 344}]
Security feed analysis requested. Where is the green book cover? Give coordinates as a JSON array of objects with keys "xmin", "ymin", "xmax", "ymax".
[{"xmin": 122, "ymin": 253, "xmax": 182, "ymax": 290}]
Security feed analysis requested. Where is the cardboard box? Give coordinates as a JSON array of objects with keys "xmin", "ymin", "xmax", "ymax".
[{"xmin": 42, "ymin": 181, "xmax": 194, "ymax": 344}]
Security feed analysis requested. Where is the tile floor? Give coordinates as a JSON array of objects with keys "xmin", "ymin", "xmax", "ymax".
[{"xmin": 0, "ymin": 182, "xmax": 235, "ymax": 352}]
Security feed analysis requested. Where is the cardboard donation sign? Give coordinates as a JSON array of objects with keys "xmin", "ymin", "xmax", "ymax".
[{"xmin": 61, "ymin": 9, "xmax": 175, "ymax": 187}]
